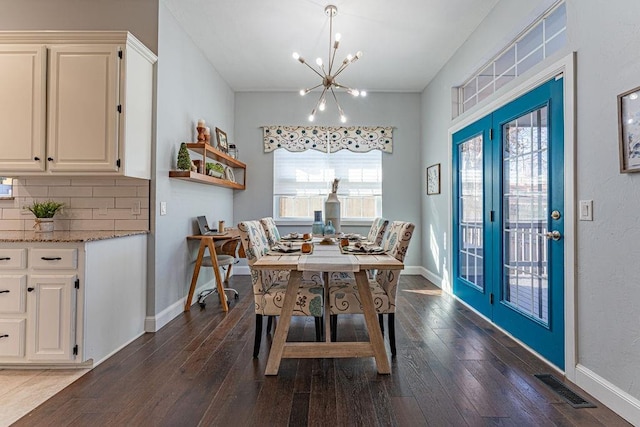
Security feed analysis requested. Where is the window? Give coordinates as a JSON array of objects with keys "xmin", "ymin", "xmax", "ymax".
[
  {"xmin": 0, "ymin": 177, "xmax": 13, "ymax": 199},
  {"xmin": 456, "ymin": 1, "xmax": 566, "ymax": 116},
  {"xmin": 273, "ymin": 149, "xmax": 382, "ymax": 221}
]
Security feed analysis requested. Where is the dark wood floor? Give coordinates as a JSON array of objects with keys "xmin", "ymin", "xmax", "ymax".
[{"xmin": 15, "ymin": 275, "xmax": 629, "ymax": 426}]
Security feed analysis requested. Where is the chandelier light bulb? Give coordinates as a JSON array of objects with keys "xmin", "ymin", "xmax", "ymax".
[
  {"xmin": 335, "ymin": 33, "xmax": 341, "ymax": 41},
  {"xmin": 346, "ymin": 53, "xmax": 353, "ymax": 62},
  {"xmin": 308, "ymin": 114, "xmax": 315, "ymax": 122},
  {"xmin": 352, "ymin": 89, "xmax": 360, "ymax": 97},
  {"xmin": 340, "ymin": 114, "xmax": 347, "ymax": 123},
  {"xmin": 316, "ymin": 57, "xmax": 323, "ymax": 67},
  {"xmin": 319, "ymin": 98, "xmax": 326, "ymax": 111},
  {"xmin": 299, "ymin": 89, "xmax": 306, "ymax": 96},
  {"xmin": 360, "ymin": 90, "xmax": 367, "ymax": 97},
  {"xmin": 292, "ymin": 52, "xmax": 300, "ymax": 60}
]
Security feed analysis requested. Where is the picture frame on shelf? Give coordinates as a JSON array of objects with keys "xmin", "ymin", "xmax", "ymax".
[
  {"xmin": 225, "ymin": 166, "xmax": 235, "ymax": 183},
  {"xmin": 426, "ymin": 163, "xmax": 440, "ymax": 195},
  {"xmin": 215, "ymin": 127, "xmax": 229, "ymax": 153},
  {"xmin": 618, "ymin": 85, "xmax": 640, "ymax": 173}
]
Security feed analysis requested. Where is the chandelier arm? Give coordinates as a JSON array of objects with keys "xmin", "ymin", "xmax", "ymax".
[
  {"xmin": 304, "ymin": 83, "xmax": 324, "ymax": 93},
  {"xmin": 329, "ymin": 87, "xmax": 341, "ymax": 110},
  {"xmin": 332, "ymin": 61, "xmax": 353, "ymax": 79},
  {"xmin": 301, "ymin": 60, "xmax": 326, "ymax": 79}
]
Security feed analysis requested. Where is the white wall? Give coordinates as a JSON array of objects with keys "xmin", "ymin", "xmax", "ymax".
[
  {"xmin": 150, "ymin": 3, "xmax": 236, "ymax": 323},
  {"xmin": 0, "ymin": 0, "xmax": 158, "ymax": 54},
  {"xmin": 234, "ymin": 91, "xmax": 422, "ymax": 269},
  {"xmin": 422, "ymin": 0, "xmax": 640, "ymax": 422}
]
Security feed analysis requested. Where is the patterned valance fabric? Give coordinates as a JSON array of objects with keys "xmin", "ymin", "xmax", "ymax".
[{"xmin": 263, "ymin": 126, "xmax": 393, "ymax": 153}]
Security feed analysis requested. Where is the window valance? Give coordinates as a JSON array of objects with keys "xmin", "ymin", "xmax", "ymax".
[{"xmin": 262, "ymin": 126, "xmax": 393, "ymax": 153}]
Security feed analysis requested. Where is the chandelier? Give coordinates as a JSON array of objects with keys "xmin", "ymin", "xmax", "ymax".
[{"xmin": 292, "ymin": 4, "xmax": 366, "ymax": 123}]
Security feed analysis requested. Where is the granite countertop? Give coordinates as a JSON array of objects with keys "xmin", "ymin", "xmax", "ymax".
[{"xmin": 0, "ymin": 230, "xmax": 149, "ymax": 243}]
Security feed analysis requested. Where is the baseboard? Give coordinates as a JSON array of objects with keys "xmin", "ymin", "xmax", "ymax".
[
  {"xmin": 91, "ymin": 331, "xmax": 146, "ymax": 367},
  {"xmin": 422, "ymin": 267, "xmax": 444, "ymax": 288},
  {"xmin": 144, "ymin": 281, "xmax": 214, "ymax": 332},
  {"xmin": 575, "ymin": 364, "xmax": 640, "ymax": 426}
]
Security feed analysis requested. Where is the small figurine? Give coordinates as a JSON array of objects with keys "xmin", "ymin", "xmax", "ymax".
[{"xmin": 197, "ymin": 119, "xmax": 206, "ymax": 142}]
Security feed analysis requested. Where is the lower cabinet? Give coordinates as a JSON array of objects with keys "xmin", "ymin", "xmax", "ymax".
[
  {"xmin": 28, "ymin": 275, "xmax": 76, "ymax": 361},
  {"xmin": 0, "ymin": 234, "xmax": 146, "ymax": 367}
]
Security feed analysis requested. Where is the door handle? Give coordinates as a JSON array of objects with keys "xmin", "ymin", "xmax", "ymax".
[{"xmin": 545, "ymin": 230, "xmax": 562, "ymax": 241}]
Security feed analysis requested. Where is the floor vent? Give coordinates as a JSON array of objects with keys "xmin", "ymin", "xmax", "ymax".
[{"xmin": 534, "ymin": 374, "xmax": 596, "ymax": 408}]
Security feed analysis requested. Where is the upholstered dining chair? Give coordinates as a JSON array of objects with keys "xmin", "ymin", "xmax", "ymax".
[
  {"xmin": 260, "ymin": 216, "xmax": 281, "ymax": 247},
  {"xmin": 238, "ymin": 220, "xmax": 324, "ymax": 357},
  {"xmin": 328, "ymin": 221, "xmax": 415, "ymax": 357},
  {"xmin": 366, "ymin": 217, "xmax": 390, "ymax": 245}
]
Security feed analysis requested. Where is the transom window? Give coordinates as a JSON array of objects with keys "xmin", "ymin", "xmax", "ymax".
[
  {"xmin": 273, "ymin": 149, "xmax": 382, "ymax": 221},
  {"xmin": 456, "ymin": 1, "xmax": 566, "ymax": 116}
]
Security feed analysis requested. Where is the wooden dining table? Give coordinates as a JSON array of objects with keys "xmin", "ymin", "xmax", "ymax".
[{"xmin": 251, "ymin": 239, "xmax": 404, "ymax": 375}]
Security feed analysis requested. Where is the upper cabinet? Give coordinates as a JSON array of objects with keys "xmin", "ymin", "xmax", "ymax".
[{"xmin": 0, "ymin": 32, "xmax": 157, "ymax": 179}]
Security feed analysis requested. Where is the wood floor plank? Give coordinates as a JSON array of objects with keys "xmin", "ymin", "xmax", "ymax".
[{"xmin": 11, "ymin": 276, "xmax": 631, "ymax": 427}]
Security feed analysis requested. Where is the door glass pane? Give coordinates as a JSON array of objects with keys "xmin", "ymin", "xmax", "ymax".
[
  {"xmin": 502, "ymin": 106, "xmax": 549, "ymax": 323},
  {"xmin": 458, "ymin": 135, "xmax": 484, "ymax": 289}
]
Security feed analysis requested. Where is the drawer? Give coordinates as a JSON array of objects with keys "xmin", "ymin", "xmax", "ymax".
[
  {"xmin": 30, "ymin": 249, "xmax": 78, "ymax": 270},
  {"xmin": 0, "ymin": 319, "xmax": 26, "ymax": 358},
  {"xmin": 0, "ymin": 275, "xmax": 26, "ymax": 313},
  {"xmin": 0, "ymin": 249, "xmax": 26, "ymax": 269}
]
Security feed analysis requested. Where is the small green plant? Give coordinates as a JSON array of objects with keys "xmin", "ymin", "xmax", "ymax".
[
  {"xmin": 177, "ymin": 142, "xmax": 191, "ymax": 170},
  {"xmin": 206, "ymin": 162, "xmax": 225, "ymax": 174},
  {"xmin": 25, "ymin": 200, "xmax": 65, "ymax": 218}
]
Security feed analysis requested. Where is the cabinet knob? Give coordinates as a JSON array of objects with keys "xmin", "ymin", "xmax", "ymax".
[
  {"xmin": 0, "ymin": 290, "xmax": 9, "ymax": 294},
  {"xmin": 34, "ymin": 156, "xmax": 41, "ymax": 161},
  {"xmin": 47, "ymin": 157, "xmax": 54, "ymax": 161},
  {"xmin": 0, "ymin": 334, "xmax": 9, "ymax": 339},
  {"xmin": 27, "ymin": 287, "xmax": 35, "ymax": 292}
]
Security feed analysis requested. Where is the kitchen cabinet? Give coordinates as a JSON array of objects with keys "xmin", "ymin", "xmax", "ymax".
[
  {"xmin": 169, "ymin": 143, "xmax": 247, "ymax": 190},
  {"xmin": 0, "ymin": 233, "xmax": 147, "ymax": 367},
  {"xmin": 0, "ymin": 32, "xmax": 157, "ymax": 179}
]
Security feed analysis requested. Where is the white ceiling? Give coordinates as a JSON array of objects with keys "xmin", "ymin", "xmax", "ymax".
[{"xmin": 163, "ymin": 0, "xmax": 500, "ymax": 93}]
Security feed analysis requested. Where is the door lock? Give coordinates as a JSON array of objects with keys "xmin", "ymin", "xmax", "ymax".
[
  {"xmin": 551, "ymin": 210, "xmax": 561, "ymax": 220},
  {"xmin": 545, "ymin": 230, "xmax": 562, "ymax": 241}
]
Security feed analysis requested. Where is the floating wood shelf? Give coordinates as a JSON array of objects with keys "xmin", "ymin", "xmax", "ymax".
[{"xmin": 169, "ymin": 142, "xmax": 246, "ymax": 189}]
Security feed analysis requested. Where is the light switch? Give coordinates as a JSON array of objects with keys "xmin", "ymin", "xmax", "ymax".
[
  {"xmin": 131, "ymin": 201, "xmax": 141, "ymax": 215},
  {"xmin": 160, "ymin": 201, "xmax": 167, "ymax": 216},
  {"xmin": 579, "ymin": 200, "xmax": 593, "ymax": 221}
]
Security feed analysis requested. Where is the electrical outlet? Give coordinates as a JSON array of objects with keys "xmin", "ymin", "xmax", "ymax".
[
  {"xmin": 160, "ymin": 201, "xmax": 167, "ymax": 216},
  {"xmin": 131, "ymin": 201, "xmax": 141, "ymax": 215}
]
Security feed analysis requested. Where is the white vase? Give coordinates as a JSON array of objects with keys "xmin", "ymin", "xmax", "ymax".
[
  {"xmin": 34, "ymin": 218, "xmax": 54, "ymax": 233},
  {"xmin": 324, "ymin": 192, "xmax": 341, "ymax": 233}
]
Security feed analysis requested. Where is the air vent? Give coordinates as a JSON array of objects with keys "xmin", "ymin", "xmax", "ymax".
[{"xmin": 534, "ymin": 374, "xmax": 596, "ymax": 408}]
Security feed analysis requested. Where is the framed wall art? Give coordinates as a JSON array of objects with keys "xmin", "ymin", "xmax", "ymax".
[
  {"xmin": 618, "ymin": 86, "xmax": 640, "ymax": 173},
  {"xmin": 215, "ymin": 127, "xmax": 229, "ymax": 153},
  {"xmin": 427, "ymin": 163, "xmax": 441, "ymax": 195}
]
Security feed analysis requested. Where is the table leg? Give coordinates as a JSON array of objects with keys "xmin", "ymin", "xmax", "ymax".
[
  {"xmin": 205, "ymin": 238, "xmax": 229, "ymax": 312},
  {"xmin": 265, "ymin": 269, "xmax": 302, "ymax": 375},
  {"xmin": 185, "ymin": 238, "xmax": 207, "ymax": 311},
  {"xmin": 355, "ymin": 270, "xmax": 390, "ymax": 374}
]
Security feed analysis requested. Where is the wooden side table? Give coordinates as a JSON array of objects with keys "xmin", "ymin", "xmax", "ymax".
[{"xmin": 185, "ymin": 229, "xmax": 241, "ymax": 312}]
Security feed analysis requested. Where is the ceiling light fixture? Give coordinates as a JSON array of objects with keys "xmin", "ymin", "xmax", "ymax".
[{"xmin": 292, "ymin": 4, "xmax": 366, "ymax": 123}]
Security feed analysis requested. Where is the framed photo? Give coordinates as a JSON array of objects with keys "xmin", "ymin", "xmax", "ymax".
[
  {"xmin": 225, "ymin": 166, "xmax": 235, "ymax": 183},
  {"xmin": 426, "ymin": 163, "xmax": 441, "ymax": 195},
  {"xmin": 215, "ymin": 127, "xmax": 229, "ymax": 153},
  {"xmin": 618, "ymin": 86, "xmax": 640, "ymax": 173}
]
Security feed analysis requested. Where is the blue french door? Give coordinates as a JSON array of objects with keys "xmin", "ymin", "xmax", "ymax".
[{"xmin": 453, "ymin": 77, "xmax": 565, "ymax": 369}]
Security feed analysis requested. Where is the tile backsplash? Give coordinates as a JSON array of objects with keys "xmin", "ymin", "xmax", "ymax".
[{"xmin": 0, "ymin": 177, "xmax": 150, "ymax": 231}]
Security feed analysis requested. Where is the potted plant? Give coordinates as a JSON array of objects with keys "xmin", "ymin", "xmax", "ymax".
[
  {"xmin": 206, "ymin": 162, "xmax": 226, "ymax": 178},
  {"xmin": 25, "ymin": 200, "xmax": 65, "ymax": 232}
]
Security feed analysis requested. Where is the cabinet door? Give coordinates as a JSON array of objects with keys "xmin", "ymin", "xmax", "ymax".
[
  {"xmin": 0, "ymin": 45, "xmax": 47, "ymax": 172},
  {"xmin": 27, "ymin": 275, "xmax": 76, "ymax": 361},
  {"xmin": 47, "ymin": 45, "xmax": 120, "ymax": 172}
]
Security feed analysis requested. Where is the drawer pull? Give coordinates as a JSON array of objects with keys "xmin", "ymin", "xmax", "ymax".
[
  {"xmin": 0, "ymin": 257, "xmax": 10, "ymax": 261},
  {"xmin": 0, "ymin": 290, "xmax": 9, "ymax": 294},
  {"xmin": 0, "ymin": 334, "xmax": 8, "ymax": 339},
  {"xmin": 27, "ymin": 287, "xmax": 34, "ymax": 292},
  {"xmin": 41, "ymin": 256, "xmax": 62, "ymax": 261}
]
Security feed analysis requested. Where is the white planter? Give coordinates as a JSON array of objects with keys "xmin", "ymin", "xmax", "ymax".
[{"xmin": 34, "ymin": 218, "xmax": 54, "ymax": 233}]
